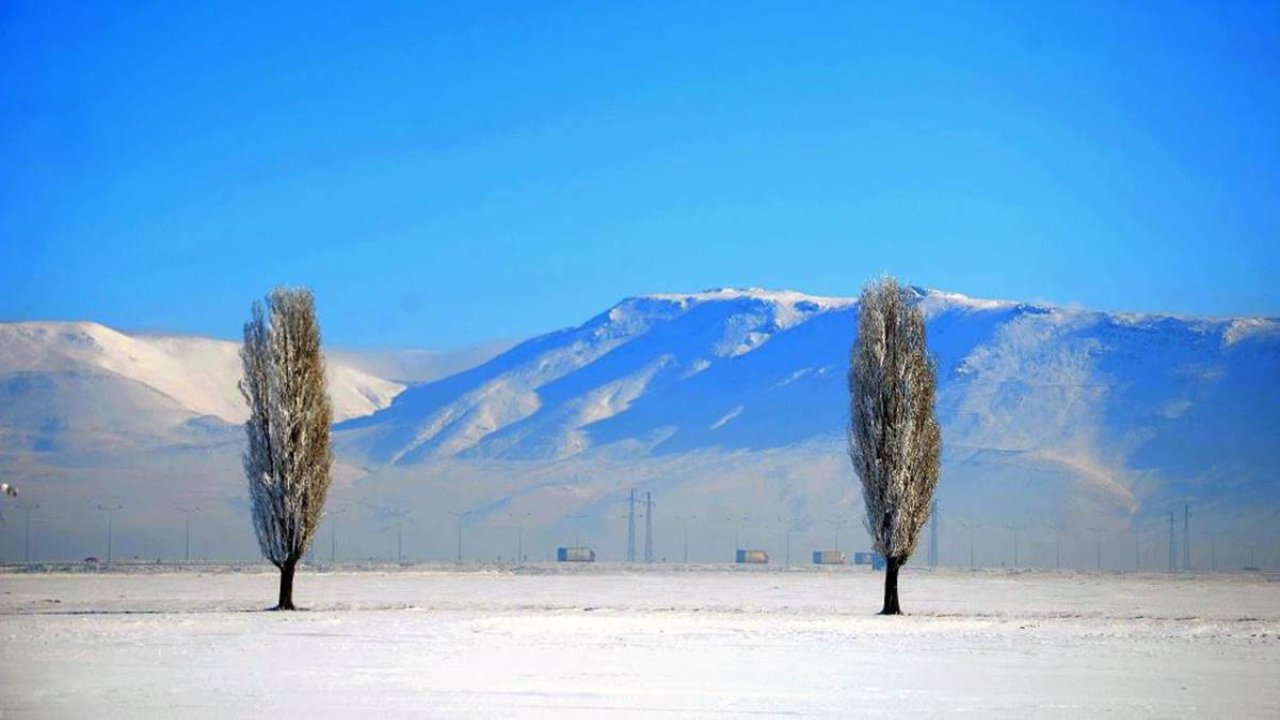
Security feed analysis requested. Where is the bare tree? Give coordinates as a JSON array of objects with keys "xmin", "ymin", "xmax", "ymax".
[
  {"xmin": 848, "ymin": 277, "xmax": 942, "ymax": 615},
  {"xmin": 240, "ymin": 288, "xmax": 333, "ymax": 610}
]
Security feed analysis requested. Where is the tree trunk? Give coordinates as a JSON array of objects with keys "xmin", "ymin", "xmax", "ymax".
[
  {"xmin": 880, "ymin": 556, "xmax": 902, "ymax": 615},
  {"xmin": 275, "ymin": 558, "xmax": 298, "ymax": 610}
]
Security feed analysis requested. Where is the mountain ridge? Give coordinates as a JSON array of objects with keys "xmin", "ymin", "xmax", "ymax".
[{"xmin": 339, "ymin": 286, "xmax": 1278, "ymax": 464}]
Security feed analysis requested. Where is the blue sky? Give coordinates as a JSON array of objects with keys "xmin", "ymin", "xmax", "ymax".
[{"xmin": 2, "ymin": 2, "xmax": 1277, "ymax": 348}]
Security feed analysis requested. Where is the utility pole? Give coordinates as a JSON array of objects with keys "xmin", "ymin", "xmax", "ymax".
[
  {"xmin": 958, "ymin": 521, "xmax": 977, "ymax": 568},
  {"xmin": 508, "ymin": 510, "xmax": 531, "ymax": 565},
  {"xmin": 1168, "ymin": 511, "xmax": 1175, "ymax": 573},
  {"xmin": 328, "ymin": 507, "xmax": 346, "ymax": 565},
  {"xmin": 176, "ymin": 505, "xmax": 200, "ymax": 563},
  {"xmin": 971, "ymin": 524, "xmax": 976, "ymax": 568},
  {"xmin": 929, "ymin": 501, "xmax": 939, "ymax": 568},
  {"xmin": 644, "ymin": 492, "xmax": 654, "ymax": 564},
  {"xmin": 97, "ymin": 504, "xmax": 123, "ymax": 565},
  {"xmin": 14, "ymin": 501, "xmax": 38, "ymax": 563},
  {"xmin": 447, "ymin": 510, "xmax": 469, "ymax": 564},
  {"xmin": 626, "ymin": 489, "xmax": 637, "ymax": 563},
  {"xmin": 566, "ymin": 511, "xmax": 590, "ymax": 548},
  {"xmin": 828, "ymin": 516, "xmax": 851, "ymax": 552},
  {"xmin": 1010, "ymin": 525, "xmax": 1021, "ymax": 569},
  {"xmin": 1182, "ymin": 504, "xmax": 1191, "ymax": 571},
  {"xmin": 1083, "ymin": 527, "xmax": 1104, "ymax": 571},
  {"xmin": 683, "ymin": 520, "xmax": 689, "ymax": 563},
  {"xmin": 385, "ymin": 508, "xmax": 411, "ymax": 564},
  {"xmin": 728, "ymin": 515, "xmax": 748, "ymax": 555},
  {"xmin": 674, "ymin": 516, "xmax": 693, "ymax": 563},
  {"xmin": 778, "ymin": 516, "xmax": 799, "ymax": 566}
]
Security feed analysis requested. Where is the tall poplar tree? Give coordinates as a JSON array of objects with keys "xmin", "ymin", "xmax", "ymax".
[
  {"xmin": 240, "ymin": 287, "xmax": 333, "ymax": 610},
  {"xmin": 848, "ymin": 278, "xmax": 942, "ymax": 615}
]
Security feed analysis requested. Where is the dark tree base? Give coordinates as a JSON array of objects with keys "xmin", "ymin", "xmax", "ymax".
[
  {"xmin": 274, "ymin": 559, "xmax": 298, "ymax": 611},
  {"xmin": 880, "ymin": 556, "xmax": 903, "ymax": 615}
]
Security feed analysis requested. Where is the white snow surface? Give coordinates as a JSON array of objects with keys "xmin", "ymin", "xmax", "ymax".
[
  {"xmin": 2, "ymin": 567, "xmax": 1277, "ymax": 718},
  {"xmin": 1223, "ymin": 317, "xmax": 1280, "ymax": 346},
  {"xmin": 642, "ymin": 287, "xmax": 856, "ymax": 312},
  {"xmin": 908, "ymin": 287, "xmax": 1020, "ymax": 318}
]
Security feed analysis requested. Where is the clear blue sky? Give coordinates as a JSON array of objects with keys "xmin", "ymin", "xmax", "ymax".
[{"xmin": 2, "ymin": 2, "xmax": 1277, "ymax": 348}]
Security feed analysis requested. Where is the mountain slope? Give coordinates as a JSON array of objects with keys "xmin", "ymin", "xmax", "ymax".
[{"xmin": 338, "ymin": 288, "xmax": 1280, "ymax": 523}]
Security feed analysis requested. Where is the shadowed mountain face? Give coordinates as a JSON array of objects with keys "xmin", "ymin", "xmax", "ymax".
[{"xmin": 2, "ymin": 290, "xmax": 1277, "ymax": 564}]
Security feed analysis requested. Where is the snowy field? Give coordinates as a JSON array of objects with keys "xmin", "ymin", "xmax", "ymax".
[{"xmin": 2, "ymin": 566, "xmax": 1278, "ymax": 718}]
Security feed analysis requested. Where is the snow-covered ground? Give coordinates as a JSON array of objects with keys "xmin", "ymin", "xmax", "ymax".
[{"xmin": 2, "ymin": 566, "xmax": 1277, "ymax": 718}]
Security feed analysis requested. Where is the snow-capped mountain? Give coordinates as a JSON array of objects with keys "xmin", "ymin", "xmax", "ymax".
[
  {"xmin": 337, "ymin": 288, "xmax": 860, "ymax": 463},
  {"xmin": 333, "ymin": 287, "xmax": 1279, "ymax": 538},
  {"xmin": 0, "ymin": 322, "xmax": 405, "ymax": 455},
  {"xmin": 343, "ymin": 289, "xmax": 1275, "ymax": 471},
  {"xmin": 1, "ymin": 290, "xmax": 1276, "ymax": 565}
]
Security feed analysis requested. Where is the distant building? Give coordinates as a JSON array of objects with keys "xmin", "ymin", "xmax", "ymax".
[
  {"xmin": 556, "ymin": 546, "xmax": 595, "ymax": 562},
  {"xmin": 853, "ymin": 551, "xmax": 885, "ymax": 570}
]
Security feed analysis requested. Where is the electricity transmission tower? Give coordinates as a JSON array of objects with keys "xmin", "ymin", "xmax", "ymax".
[
  {"xmin": 827, "ymin": 516, "xmax": 851, "ymax": 552},
  {"xmin": 1053, "ymin": 523, "xmax": 1064, "ymax": 570},
  {"xmin": 447, "ymin": 510, "xmax": 470, "ymax": 564},
  {"xmin": 385, "ymin": 508, "xmax": 411, "ymax": 564},
  {"xmin": 929, "ymin": 500, "xmax": 939, "ymax": 568},
  {"xmin": 97, "ymin": 504, "xmax": 123, "ymax": 565},
  {"xmin": 644, "ymin": 492, "xmax": 654, "ymax": 564},
  {"xmin": 627, "ymin": 489, "xmax": 636, "ymax": 563},
  {"xmin": 1007, "ymin": 523, "xmax": 1025, "ymax": 569},
  {"xmin": 778, "ymin": 516, "xmax": 805, "ymax": 566},
  {"xmin": 327, "ymin": 506, "xmax": 346, "ymax": 565},
  {"xmin": 1182, "ymin": 504, "xmax": 1191, "ymax": 571},
  {"xmin": 176, "ymin": 505, "xmax": 200, "ymax": 562},
  {"xmin": 14, "ymin": 501, "xmax": 38, "ymax": 563},
  {"xmin": 509, "ymin": 510, "xmax": 532, "ymax": 564},
  {"xmin": 1168, "ymin": 511, "xmax": 1176, "ymax": 573},
  {"xmin": 673, "ymin": 516, "xmax": 694, "ymax": 563},
  {"xmin": 957, "ymin": 520, "xmax": 979, "ymax": 568}
]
